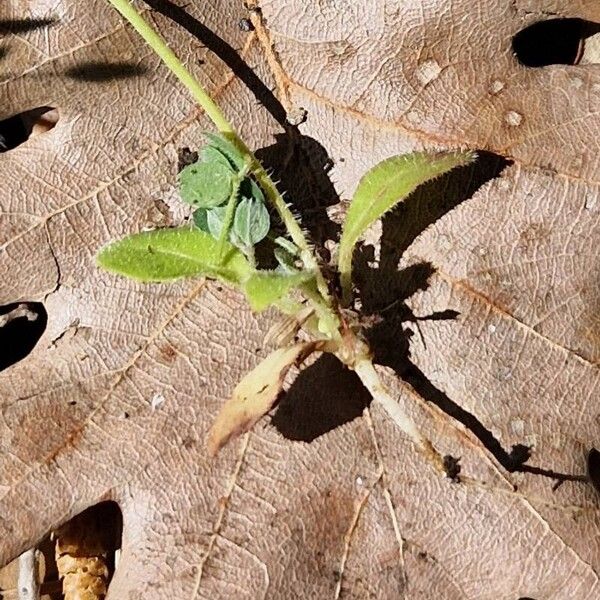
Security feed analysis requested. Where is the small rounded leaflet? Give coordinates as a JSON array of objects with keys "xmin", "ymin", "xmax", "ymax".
[
  {"xmin": 199, "ymin": 144, "xmax": 236, "ymax": 170},
  {"xmin": 192, "ymin": 207, "xmax": 209, "ymax": 232},
  {"xmin": 179, "ymin": 160, "xmax": 233, "ymax": 208},
  {"xmin": 206, "ymin": 205, "xmax": 228, "ymax": 239},
  {"xmin": 233, "ymin": 196, "xmax": 270, "ymax": 247}
]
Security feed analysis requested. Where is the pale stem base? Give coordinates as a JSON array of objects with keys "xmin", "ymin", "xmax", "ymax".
[{"xmin": 353, "ymin": 359, "xmax": 444, "ymax": 473}]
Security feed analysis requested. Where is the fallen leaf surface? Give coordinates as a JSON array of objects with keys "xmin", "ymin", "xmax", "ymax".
[{"xmin": 1, "ymin": 1, "xmax": 600, "ymax": 598}]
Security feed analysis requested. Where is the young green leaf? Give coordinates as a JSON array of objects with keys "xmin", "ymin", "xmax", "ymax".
[
  {"xmin": 192, "ymin": 207, "xmax": 210, "ymax": 232},
  {"xmin": 203, "ymin": 132, "xmax": 246, "ymax": 170},
  {"xmin": 179, "ymin": 160, "xmax": 233, "ymax": 208},
  {"xmin": 206, "ymin": 205, "xmax": 228, "ymax": 239},
  {"xmin": 200, "ymin": 144, "xmax": 236, "ymax": 171},
  {"xmin": 243, "ymin": 270, "xmax": 312, "ymax": 311},
  {"xmin": 274, "ymin": 247, "xmax": 298, "ymax": 273},
  {"xmin": 233, "ymin": 196, "xmax": 270, "ymax": 247},
  {"xmin": 96, "ymin": 227, "xmax": 251, "ymax": 284},
  {"xmin": 337, "ymin": 150, "xmax": 476, "ymax": 304},
  {"xmin": 274, "ymin": 236, "xmax": 299, "ymax": 256}
]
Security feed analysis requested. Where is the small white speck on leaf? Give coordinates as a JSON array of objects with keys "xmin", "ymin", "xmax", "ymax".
[
  {"xmin": 405, "ymin": 109, "xmax": 419, "ymax": 123},
  {"xmin": 504, "ymin": 111, "xmax": 523, "ymax": 127},
  {"xmin": 510, "ymin": 419, "xmax": 525, "ymax": 436},
  {"xmin": 286, "ymin": 106, "xmax": 307, "ymax": 126},
  {"xmin": 416, "ymin": 59, "xmax": 442, "ymax": 85},
  {"xmin": 570, "ymin": 77, "xmax": 583, "ymax": 89},
  {"xmin": 355, "ymin": 475, "xmax": 365, "ymax": 487},
  {"xmin": 151, "ymin": 393, "xmax": 166, "ymax": 410},
  {"xmin": 487, "ymin": 324, "xmax": 496, "ymax": 334},
  {"xmin": 489, "ymin": 80, "xmax": 504, "ymax": 95},
  {"xmin": 585, "ymin": 194, "xmax": 597, "ymax": 210}
]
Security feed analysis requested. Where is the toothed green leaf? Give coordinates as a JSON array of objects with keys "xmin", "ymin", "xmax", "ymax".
[
  {"xmin": 243, "ymin": 271, "xmax": 312, "ymax": 311},
  {"xmin": 233, "ymin": 196, "xmax": 270, "ymax": 247},
  {"xmin": 338, "ymin": 150, "xmax": 476, "ymax": 301},
  {"xmin": 97, "ymin": 227, "xmax": 250, "ymax": 284},
  {"xmin": 179, "ymin": 160, "xmax": 233, "ymax": 208}
]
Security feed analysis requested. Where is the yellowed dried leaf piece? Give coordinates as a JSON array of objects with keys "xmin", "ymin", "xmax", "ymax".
[{"xmin": 208, "ymin": 342, "xmax": 319, "ymax": 455}]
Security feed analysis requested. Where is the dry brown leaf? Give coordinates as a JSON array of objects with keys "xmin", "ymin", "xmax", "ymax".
[
  {"xmin": 1, "ymin": 0, "xmax": 600, "ymax": 598},
  {"xmin": 207, "ymin": 342, "xmax": 319, "ymax": 456}
]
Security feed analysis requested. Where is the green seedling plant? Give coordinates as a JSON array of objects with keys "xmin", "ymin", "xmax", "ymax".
[{"xmin": 98, "ymin": 0, "xmax": 475, "ymax": 470}]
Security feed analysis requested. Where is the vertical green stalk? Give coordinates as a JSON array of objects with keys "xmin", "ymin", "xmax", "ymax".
[
  {"xmin": 105, "ymin": 0, "xmax": 334, "ymax": 310},
  {"xmin": 217, "ymin": 165, "xmax": 248, "ymax": 258}
]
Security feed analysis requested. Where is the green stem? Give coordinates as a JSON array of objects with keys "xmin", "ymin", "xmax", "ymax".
[
  {"xmin": 244, "ymin": 244, "xmax": 256, "ymax": 269},
  {"xmin": 337, "ymin": 246, "xmax": 353, "ymax": 307},
  {"xmin": 301, "ymin": 283, "xmax": 340, "ymax": 340},
  {"xmin": 107, "ymin": 0, "xmax": 233, "ymax": 135},
  {"xmin": 106, "ymin": 0, "xmax": 333, "ymax": 307},
  {"xmin": 217, "ymin": 165, "xmax": 248, "ymax": 258}
]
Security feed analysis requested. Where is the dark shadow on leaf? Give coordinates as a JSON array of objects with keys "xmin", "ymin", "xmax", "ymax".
[
  {"xmin": 351, "ymin": 151, "xmax": 586, "ymax": 484},
  {"xmin": 0, "ymin": 46, "xmax": 8, "ymax": 60},
  {"xmin": 255, "ymin": 134, "xmax": 340, "ymax": 253},
  {"xmin": 355, "ymin": 151, "xmax": 512, "ymax": 312},
  {"xmin": 0, "ymin": 17, "xmax": 58, "ymax": 35},
  {"xmin": 143, "ymin": 0, "xmax": 288, "ymax": 128},
  {"xmin": 63, "ymin": 61, "xmax": 149, "ymax": 82},
  {"xmin": 272, "ymin": 353, "xmax": 371, "ymax": 442},
  {"xmin": 587, "ymin": 448, "xmax": 600, "ymax": 494}
]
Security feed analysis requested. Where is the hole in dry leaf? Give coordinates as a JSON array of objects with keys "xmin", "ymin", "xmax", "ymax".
[
  {"xmin": 512, "ymin": 18, "xmax": 600, "ymax": 67},
  {"xmin": 0, "ymin": 17, "xmax": 58, "ymax": 35},
  {"xmin": 64, "ymin": 61, "xmax": 149, "ymax": 82},
  {"xmin": 54, "ymin": 501, "xmax": 122, "ymax": 598},
  {"xmin": 0, "ymin": 501, "xmax": 122, "ymax": 598},
  {"xmin": 273, "ymin": 353, "xmax": 371, "ymax": 442},
  {"xmin": 0, "ymin": 107, "xmax": 58, "ymax": 152},
  {"xmin": 0, "ymin": 302, "xmax": 47, "ymax": 371},
  {"xmin": 443, "ymin": 455, "xmax": 461, "ymax": 481}
]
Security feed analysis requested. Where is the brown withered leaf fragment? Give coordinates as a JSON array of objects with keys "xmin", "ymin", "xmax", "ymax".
[{"xmin": 208, "ymin": 341, "xmax": 320, "ymax": 455}]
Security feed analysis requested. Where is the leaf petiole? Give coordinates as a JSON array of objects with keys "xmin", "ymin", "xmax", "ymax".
[{"xmin": 217, "ymin": 161, "xmax": 250, "ymax": 260}]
